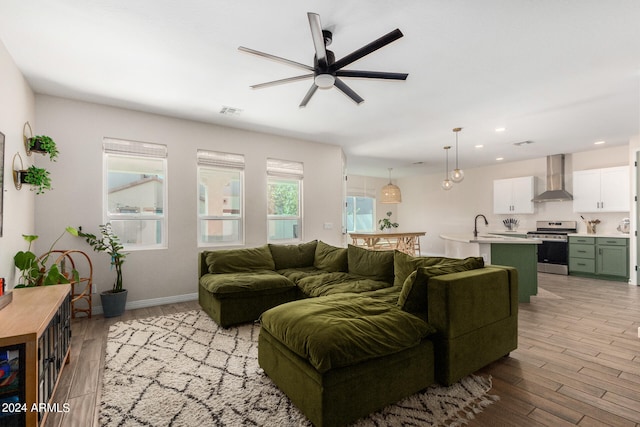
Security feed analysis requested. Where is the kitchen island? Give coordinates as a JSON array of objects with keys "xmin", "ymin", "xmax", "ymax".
[{"xmin": 440, "ymin": 233, "xmax": 541, "ymax": 302}]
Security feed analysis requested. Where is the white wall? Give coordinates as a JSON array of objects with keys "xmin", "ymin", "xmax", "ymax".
[
  {"xmin": 396, "ymin": 145, "xmax": 632, "ymax": 257},
  {"xmin": 0, "ymin": 39, "xmax": 35, "ymax": 289},
  {"xmin": 33, "ymin": 95, "xmax": 344, "ymax": 306}
]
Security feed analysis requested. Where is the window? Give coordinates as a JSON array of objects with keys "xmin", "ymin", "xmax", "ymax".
[
  {"xmin": 197, "ymin": 150, "xmax": 244, "ymax": 245},
  {"xmin": 103, "ymin": 138, "xmax": 167, "ymax": 249},
  {"xmin": 345, "ymin": 196, "xmax": 375, "ymax": 232},
  {"xmin": 267, "ymin": 158, "xmax": 303, "ymax": 242}
]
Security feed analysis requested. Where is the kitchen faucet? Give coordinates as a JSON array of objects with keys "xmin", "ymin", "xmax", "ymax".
[{"xmin": 474, "ymin": 214, "xmax": 489, "ymax": 238}]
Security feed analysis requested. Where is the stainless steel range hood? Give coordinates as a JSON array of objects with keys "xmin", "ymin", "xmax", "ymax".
[{"xmin": 532, "ymin": 154, "xmax": 573, "ymax": 202}]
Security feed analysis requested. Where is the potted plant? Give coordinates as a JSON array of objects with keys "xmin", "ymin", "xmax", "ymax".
[
  {"xmin": 378, "ymin": 211, "xmax": 399, "ymax": 232},
  {"xmin": 28, "ymin": 135, "xmax": 59, "ymax": 161},
  {"xmin": 77, "ymin": 223, "xmax": 128, "ymax": 318},
  {"xmin": 14, "ymin": 227, "xmax": 78, "ymax": 287},
  {"xmin": 15, "ymin": 165, "xmax": 52, "ymax": 195}
]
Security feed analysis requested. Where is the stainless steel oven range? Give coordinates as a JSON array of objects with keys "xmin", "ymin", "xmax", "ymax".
[{"xmin": 526, "ymin": 220, "xmax": 577, "ymax": 275}]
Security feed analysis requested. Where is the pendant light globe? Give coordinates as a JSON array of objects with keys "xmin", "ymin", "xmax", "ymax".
[
  {"xmin": 442, "ymin": 146, "xmax": 453, "ymax": 191},
  {"xmin": 450, "ymin": 127, "xmax": 464, "ymax": 183}
]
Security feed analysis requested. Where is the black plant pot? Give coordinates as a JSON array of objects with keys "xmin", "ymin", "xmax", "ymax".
[
  {"xmin": 100, "ymin": 289, "xmax": 128, "ymax": 318},
  {"xmin": 28, "ymin": 137, "xmax": 47, "ymax": 154},
  {"xmin": 15, "ymin": 170, "xmax": 29, "ymax": 184}
]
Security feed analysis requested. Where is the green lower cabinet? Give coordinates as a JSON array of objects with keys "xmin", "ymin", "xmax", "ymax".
[
  {"xmin": 568, "ymin": 237, "xmax": 629, "ymax": 282},
  {"xmin": 491, "ymin": 243, "xmax": 538, "ymax": 303}
]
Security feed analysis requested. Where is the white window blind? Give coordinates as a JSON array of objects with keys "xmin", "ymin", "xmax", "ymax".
[
  {"xmin": 197, "ymin": 150, "xmax": 245, "ymax": 169},
  {"xmin": 103, "ymin": 138, "xmax": 167, "ymax": 158},
  {"xmin": 267, "ymin": 158, "xmax": 304, "ymax": 178}
]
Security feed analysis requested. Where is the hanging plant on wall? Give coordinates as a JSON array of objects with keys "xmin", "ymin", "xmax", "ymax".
[
  {"xmin": 28, "ymin": 135, "xmax": 60, "ymax": 161},
  {"xmin": 23, "ymin": 121, "xmax": 60, "ymax": 161},
  {"xmin": 16, "ymin": 165, "xmax": 52, "ymax": 195}
]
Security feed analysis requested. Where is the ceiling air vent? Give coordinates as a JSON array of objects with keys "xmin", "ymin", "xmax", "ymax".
[
  {"xmin": 513, "ymin": 140, "xmax": 534, "ymax": 146},
  {"xmin": 219, "ymin": 106, "xmax": 243, "ymax": 116}
]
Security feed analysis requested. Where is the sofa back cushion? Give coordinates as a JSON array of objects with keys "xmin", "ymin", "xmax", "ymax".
[
  {"xmin": 313, "ymin": 241, "xmax": 348, "ymax": 272},
  {"xmin": 269, "ymin": 240, "xmax": 318, "ymax": 270},
  {"xmin": 347, "ymin": 244, "xmax": 395, "ymax": 284},
  {"xmin": 393, "ymin": 251, "xmax": 462, "ymax": 287},
  {"xmin": 397, "ymin": 257, "xmax": 484, "ymax": 314},
  {"xmin": 205, "ymin": 245, "xmax": 275, "ymax": 274}
]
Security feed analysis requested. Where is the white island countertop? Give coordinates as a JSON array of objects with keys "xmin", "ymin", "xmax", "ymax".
[
  {"xmin": 439, "ymin": 233, "xmax": 541, "ymax": 244},
  {"xmin": 440, "ymin": 233, "xmax": 540, "ymax": 263}
]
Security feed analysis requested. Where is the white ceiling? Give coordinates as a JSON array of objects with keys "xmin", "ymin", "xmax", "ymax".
[{"xmin": 1, "ymin": 0, "xmax": 639, "ymax": 177}]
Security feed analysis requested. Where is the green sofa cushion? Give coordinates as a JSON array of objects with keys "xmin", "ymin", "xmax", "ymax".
[
  {"xmin": 276, "ymin": 266, "xmax": 327, "ymax": 283},
  {"xmin": 398, "ymin": 257, "xmax": 485, "ymax": 314},
  {"xmin": 347, "ymin": 245, "xmax": 395, "ymax": 284},
  {"xmin": 199, "ymin": 271, "xmax": 295, "ymax": 298},
  {"xmin": 268, "ymin": 240, "xmax": 318, "ymax": 270},
  {"xmin": 296, "ymin": 273, "xmax": 392, "ymax": 297},
  {"xmin": 393, "ymin": 251, "xmax": 462, "ymax": 287},
  {"xmin": 205, "ymin": 245, "xmax": 275, "ymax": 273},
  {"xmin": 314, "ymin": 241, "xmax": 348, "ymax": 272},
  {"xmin": 260, "ymin": 294, "xmax": 436, "ymax": 373}
]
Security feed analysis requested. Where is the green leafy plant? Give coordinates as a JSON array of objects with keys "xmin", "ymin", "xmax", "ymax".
[
  {"xmin": 77, "ymin": 224, "xmax": 127, "ymax": 293},
  {"xmin": 378, "ymin": 211, "xmax": 399, "ymax": 231},
  {"xmin": 22, "ymin": 165, "xmax": 52, "ymax": 195},
  {"xmin": 14, "ymin": 227, "xmax": 79, "ymax": 287},
  {"xmin": 29, "ymin": 135, "xmax": 59, "ymax": 161}
]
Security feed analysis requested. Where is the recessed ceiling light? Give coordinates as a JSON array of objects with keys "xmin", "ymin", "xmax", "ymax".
[
  {"xmin": 496, "ymin": 157, "xmax": 504, "ymax": 161},
  {"xmin": 594, "ymin": 140, "xmax": 605, "ymax": 145},
  {"xmin": 495, "ymin": 127, "xmax": 506, "ymax": 132},
  {"xmin": 475, "ymin": 144, "xmax": 484, "ymax": 148}
]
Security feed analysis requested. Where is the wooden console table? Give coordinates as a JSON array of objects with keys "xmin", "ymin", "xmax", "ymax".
[
  {"xmin": 0, "ymin": 285, "xmax": 71, "ymax": 427},
  {"xmin": 349, "ymin": 231, "xmax": 426, "ymax": 256}
]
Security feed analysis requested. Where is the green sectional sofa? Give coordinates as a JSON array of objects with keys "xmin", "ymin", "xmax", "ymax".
[{"xmin": 198, "ymin": 240, "xmax": 518, "ymax": 426}]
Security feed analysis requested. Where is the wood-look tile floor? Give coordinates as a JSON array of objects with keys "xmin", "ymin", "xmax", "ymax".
[{"xmin": 46, "ymin": 273, "xmax": 640, "ymax": 427}]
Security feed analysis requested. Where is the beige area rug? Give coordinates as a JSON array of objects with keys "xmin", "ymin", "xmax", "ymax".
[{"xmin": 100, "ymin": 310, "xmax": 498, "ymax": 426}]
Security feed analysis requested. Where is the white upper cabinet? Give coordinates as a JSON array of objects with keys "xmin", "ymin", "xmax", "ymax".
[
  {"xmin": 573, "ymin": 166, "xmax": 630, "ymax": 212},
  {"xmin": 493, "ymin": 176, "xmax": 535, "ymax": 214}
]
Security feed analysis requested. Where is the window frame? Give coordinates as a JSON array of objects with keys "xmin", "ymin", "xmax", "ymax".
[
  {"xmin": 103, "ymin": 138, "xmax": 168, "ymax": 251},
  {"xmin": 345, "ymin": 195, "xmax": 376, "ymax": 233},
  {"xmin": 267, "ymin": 158, "xmax": 303, "ymax": 243},
  {"xmin": 197, "ymin": 150, "xmax": 245, "ymax": 247}
]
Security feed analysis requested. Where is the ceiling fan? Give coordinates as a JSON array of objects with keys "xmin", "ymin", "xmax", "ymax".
[{"xmin": 238, "ymin": 12, "xmax": 408, "ymax": 107}]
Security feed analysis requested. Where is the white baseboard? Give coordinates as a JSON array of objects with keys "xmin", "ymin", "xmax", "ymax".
[{"xmin": 93, "ymin": 292, "xmax": 198, "ymax": 315}]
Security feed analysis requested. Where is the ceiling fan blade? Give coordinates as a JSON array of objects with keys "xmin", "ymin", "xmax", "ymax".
[
  {"xmin": 330, "ymin": 28, "xmax": 403, "ymax": 71},
  {"xmin": 299, "ymin": 84, "xmax": 319, "ymax": 108},
  {"xmin": 238, "ymin": 46, "xmax": 313, "ymax": 71},
  {"xmin": 307, "ymin": 13, "xmax": 328, "ymax": 69},
  {"xmin": 250, "ymin": 74, "xmax": 314, "ymax": 89},
  {"xmin": 336, "ymin": 70, "xmax": 408, "ymax": 80},
  {"xmin": 334, "ymin": 78, "xmax": 364, "ymax": 105}
]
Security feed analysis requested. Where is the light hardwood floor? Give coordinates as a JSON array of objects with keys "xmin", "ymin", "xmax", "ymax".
[{"xmin": 46, "ymin": 273, "xmax": 640, "ymax": 427}]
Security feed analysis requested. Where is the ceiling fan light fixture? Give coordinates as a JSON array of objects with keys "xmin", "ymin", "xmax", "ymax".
[{"xmin": 315, "ymin": 73, "xmax": 335, "ymax": 89}]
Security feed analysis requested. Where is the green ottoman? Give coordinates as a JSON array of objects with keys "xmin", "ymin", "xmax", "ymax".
[{"xmin": 259, "ymin": 294, "xmax": 436, "ymax": 427}]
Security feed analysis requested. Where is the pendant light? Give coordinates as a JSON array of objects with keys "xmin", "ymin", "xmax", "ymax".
[
  {"xmin": 441, "ymin": 146, "xmax": 453, "ymax": 190},
  {"xmin": 381, "ymin": 168, "xmax": 402, "ymax": 203},
  {"xmin": 450, "ymin": 127, "xmax": 464, "ymax": 183}
]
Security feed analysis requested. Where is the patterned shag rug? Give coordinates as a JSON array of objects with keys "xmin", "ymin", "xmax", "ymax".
[{"xmin": 100, "ymin": 310, "xmax": 498, "ymax": 426}]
